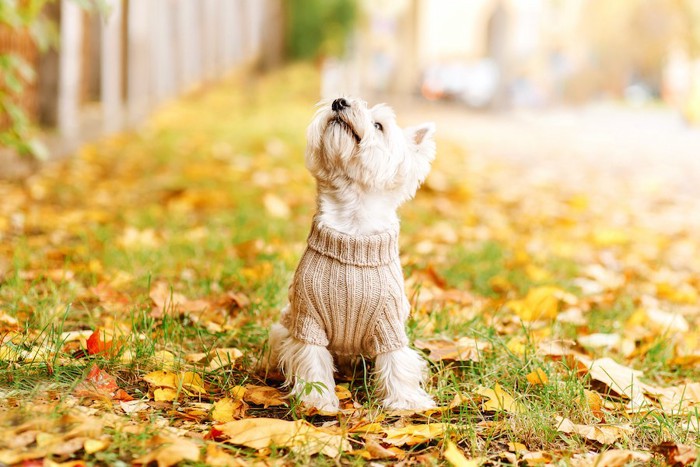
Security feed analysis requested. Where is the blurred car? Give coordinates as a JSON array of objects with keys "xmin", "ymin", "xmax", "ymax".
[{"xmin": 421, "ymin": 59, "xmax": 500, "ymax": 108}]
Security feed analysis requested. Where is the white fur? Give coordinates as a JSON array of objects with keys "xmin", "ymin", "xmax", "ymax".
[{"xmin": 269, "ymin": 97, "xmax": 436, "ymax": 412}]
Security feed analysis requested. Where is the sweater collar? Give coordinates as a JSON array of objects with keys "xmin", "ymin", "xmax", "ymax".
[{"xmin": 306, "ymin": 221, "xmax": 399, "ymax": 266}]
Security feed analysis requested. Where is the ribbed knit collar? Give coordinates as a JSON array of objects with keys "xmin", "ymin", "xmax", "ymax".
[{"xmin": 306, "ymin": 221, "xmax": 399, "ymax": 267}]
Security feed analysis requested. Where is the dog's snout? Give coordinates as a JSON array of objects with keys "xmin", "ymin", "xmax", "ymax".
[{"xmin": 332, "ymin": 98, "xmax": 349, "ymax": 112}]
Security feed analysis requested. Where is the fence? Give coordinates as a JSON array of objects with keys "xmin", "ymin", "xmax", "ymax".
[{"xmin": 1, "ymin": 0, "xmax": 267, "ymax": 153}]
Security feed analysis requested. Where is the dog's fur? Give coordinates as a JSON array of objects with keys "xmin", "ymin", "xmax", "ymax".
[{"xmin": 269, "ymin": 97, "xmax": 436, "ymax": 412}]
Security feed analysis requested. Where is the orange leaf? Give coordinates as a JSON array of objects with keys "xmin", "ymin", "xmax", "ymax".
[
  {"xmin": 86, "ymin": 330, "xmax": 112, "ymax": 356},
  {"xmin": 74, "ymin": 364, "xmax": 119, "ymax": 398}
]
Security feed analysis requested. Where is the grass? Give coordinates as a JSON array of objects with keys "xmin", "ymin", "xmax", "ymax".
[{"xmin": 0, "ymin": 63, "xmax": 698, "ymax": 465}]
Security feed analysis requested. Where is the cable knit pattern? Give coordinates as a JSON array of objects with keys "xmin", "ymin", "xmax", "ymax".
[{"xmin": 283, "ymin": 221, "xmax": 409, "ymax": 357}]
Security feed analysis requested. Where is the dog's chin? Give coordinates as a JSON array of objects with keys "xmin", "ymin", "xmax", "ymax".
[{"xmin": 327, "ymin": 117, "xmax": 361, "ymax": 144}]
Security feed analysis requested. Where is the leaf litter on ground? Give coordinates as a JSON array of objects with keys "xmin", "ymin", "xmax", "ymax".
[{"xmin": 0, "ymin": 64, "xmax": 698, "ymax": 465}]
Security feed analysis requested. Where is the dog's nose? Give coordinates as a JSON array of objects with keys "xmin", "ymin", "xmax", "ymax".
[{"xmin": 331, "ymin": 98, "xmax": 349, "ymax": 112}]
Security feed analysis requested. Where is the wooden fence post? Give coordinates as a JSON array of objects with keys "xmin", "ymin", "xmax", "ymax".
[
  {"xmin": 58, "ymin": 0, "xmax": 83, "ymax": 139},
  {"xmin": 101, "ymin": 0, "xmax": 124, "ymax": 132},
  {"xmin": 127, "ymin": 0, "xmax": 151, "ymax": 122}
]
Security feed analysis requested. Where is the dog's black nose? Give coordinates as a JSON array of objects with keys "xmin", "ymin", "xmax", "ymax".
[{"xmin": 332, "ymin": 98, "xmax": 349, "ymax": 112}]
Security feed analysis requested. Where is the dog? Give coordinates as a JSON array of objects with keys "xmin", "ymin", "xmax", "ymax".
[{"xmin": 268, "ymin": 97, "xmax": 436, "ymax": 413}]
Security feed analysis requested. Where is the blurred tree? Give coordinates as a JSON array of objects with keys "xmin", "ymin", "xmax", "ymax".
[{"xmin": 285, "ymin": 0, "xmax": 357, "ymax": 61}]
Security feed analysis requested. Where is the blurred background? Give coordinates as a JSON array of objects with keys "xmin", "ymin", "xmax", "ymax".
[{"xmin": 1, "ymin": 0, "xmax": 700, "ymax": 165}]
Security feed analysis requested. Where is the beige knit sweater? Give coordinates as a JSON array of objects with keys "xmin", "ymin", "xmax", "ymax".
[{"xmin": 283, "ymin": 221, "xmax": 409, "ymax": 357}]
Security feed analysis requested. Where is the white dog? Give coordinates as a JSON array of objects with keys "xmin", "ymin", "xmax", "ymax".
[{"xmin": 269, "ymin": 97, "xmax": 436, "ymax": 413}]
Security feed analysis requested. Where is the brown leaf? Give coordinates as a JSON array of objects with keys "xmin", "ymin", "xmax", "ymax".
[
  {"xmin": 244, "ymin": 384, "xmax": 287, "ymax": 407},
  {"xmin": 555, "ymin": 416, "xmax": 632, "ymax": 444},
  {"xmin": 73, "ymin": 365, "xmax": 119, "ymax": 399},
  {"xmin": 588, "ymin": 449, "xmax": 652, "ymax": 466},
  {"xmin": 655, "ymin": 442, "xmax": 698, "ymax": 466},
  {"xmin": 415, "ymin": 337, "xmax": 491, "ymax": 362},
  {"xmin": 149, "ymin": 281, "xmax": 209, "ymax": 318}
]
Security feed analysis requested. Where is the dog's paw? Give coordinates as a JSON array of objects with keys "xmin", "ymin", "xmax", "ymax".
[
  {"xmin": 300, "ymin": 393, "xmax": 340, "ymax": 414},
  {"xmin": 382, "ymin": 389, "xmax": 436, "ymax": 412}
]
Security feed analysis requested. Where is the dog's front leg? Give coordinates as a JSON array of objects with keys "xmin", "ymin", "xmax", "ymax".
[
  {"xmin": 374, "ymin": 346, "xmax": 435, "ymax": 411},
  {"xmin": 273, "ymin": 325, "xmax": 339, "ymax": 413}
]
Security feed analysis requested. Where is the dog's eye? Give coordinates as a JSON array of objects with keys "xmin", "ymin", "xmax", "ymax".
[{"xmin": 374, "ymin": 122, "xmax": 383, "ymax": 132}]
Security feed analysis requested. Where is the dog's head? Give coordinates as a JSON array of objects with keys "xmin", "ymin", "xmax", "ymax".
[{"xmin": 305, "ymin": 97, "xmax": 435, "ymax": 203}]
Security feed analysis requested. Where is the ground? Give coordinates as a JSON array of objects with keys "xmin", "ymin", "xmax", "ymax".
[{"xmin": 0, "ymin": 65, "xmax": 698, "ymax": 466}]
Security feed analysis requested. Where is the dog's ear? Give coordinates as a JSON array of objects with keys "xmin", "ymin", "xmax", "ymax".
[{"xmin": 408, "ymin": 122, "xmax": 436, "ymax": 146}]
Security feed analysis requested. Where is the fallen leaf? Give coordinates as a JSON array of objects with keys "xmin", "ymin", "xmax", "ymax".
[
  {"xmin": 244, "ymin": 384, "xmax": 287, "ymax": 407},
  {"xmin": 143, "ymin": 370, "xmax": 177, "ymax": 388},
  {"xmin": 83, "ymin": 439, "xmax": 110, "ymax": 454},
  {"xmin": 73, "ymin": 365, "xmax": 119, "ymax": 399},
  {"xmin": 213, "ymin": 418, "xmax": 350, "ymax": 457},
  {"xmin": 444, "ymin": 441, "xmax": 479, "ymax": 466},
  {"xmin": 581, "ymin": 357, "xmax": 649, "ymax": 408},
  {"xmin": 149, "ymin": 281, "xmax": 209, "ymax": 318},
  {"xmin": 506, "ymin": 286, "xmax": 565, "ymax": 322},
  {"xmin": 204, "ymin": 443, "xmax": 245, "ymax": 466},
  {"xmin": 335, "ymin": 385, "xmax": 352, "ymax": 400},
  {"xmin": 588, "ymin": 449, "xmax": 652, "ymax": 466},
  {"xmin": 154, "ymin": 387, "xmax": 179, "ymax": 402},
  {"xmin": 205, "ymin": 348, "xmax": 243, "ymax": 371},
  {"xmin": 383, "ymin": 423, "xmax": 448, "ymax": 446},
  {"xmin": 179, "ymin": 371, "xmax": 206, "ymax": 394},
  {"xmin": 211, "ymin": 397, "xmax": 247, "ymax": 423},
  {"xmin": 555, "ymin": 416, "xmax": 632, "ymax": 444},
  {"xmin": 132, "ymin": 436, "xmax": 200, "ymax": 467},
  {"xmin": 86, "ymin": 329, "xmax": 113, "ymax": 356},
  {"xmin": 362, "ymin": 439, "xmax": 402, "ymax": 459},
  {"xmin": 654, "ymin": 442, "xmax": 698, "ymax": 466},
  {"xmin": 526, "ymin": 368, "xmax": 548, "ymax": 385},
  {"xmin": 477, "ymin": 384, "xmax": 525, "ymax": 413},
  {"xmin": 415, "ymin": 337, "xmax": 491, "ymax": 362}
]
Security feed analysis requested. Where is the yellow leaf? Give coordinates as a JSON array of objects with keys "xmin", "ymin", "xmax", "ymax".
[
  {"xmin": 143, "ymin": 370, "xmax": 177, "ymax": 388},
  {"xmin": 153, "ymin": 350, "xmax": 176, "ymax": 370},
  {"xmin": 383, "ymin": 423, "xmax": 448, "ymax": 446},
  {"xmin": 211, "ymin": 398, "xmax": 242, "ymax": 423},
  {"xmin": 206, "ymin": 348, "xmax": 243, "ymax": 371},
  {"xmin": 154, "ymin": 387, "xmax": 179, "ymax": 402},
  {"xmin": 349, "ymin": 422, "xmax": 384, "ymax": 433},
  {"xmin": 229, "ymin": 385, "xmax": 246, "ymax": 400},
  {"xmin": 476, "ymin": 384, "xmax": 524, "ymax": 413},
  {"xmin": 204, "ymin": 443, "xmax": 244, "ymax": 466},
  {"xmin": 526, "ymin": 368, "xmax": 548, "ymax": 385},
  {"xmin": 506, "ymin": 337, "xmax": 527, "ymax": 356},
  {"xmin": 214, "ymin": 418, "xmax": 350, "ymax": 457},
  {"xmin": 506, "ymin": 286, "xmax": 563, "ymax": 322},
  {"xmin": 178, "ymin": 372, "xmax": 206, "ymax": 394},
  {"xmin": 132, "ymin": 436, "xmax": 200, "ymax": 466},
  {"xmin": 444, "ymin": 441, "xmax": 479, "ymax": 467},
  {"xmin": 335, "ymin": 385, "xmax": 352, "ymax": 400},
  {"xmin": 83, "ymin": 439, "xmax": 109, "ymax": 454},
  {"xmin": 507, "ymin": 442, "xmax": 527, "ymax": 452}
]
